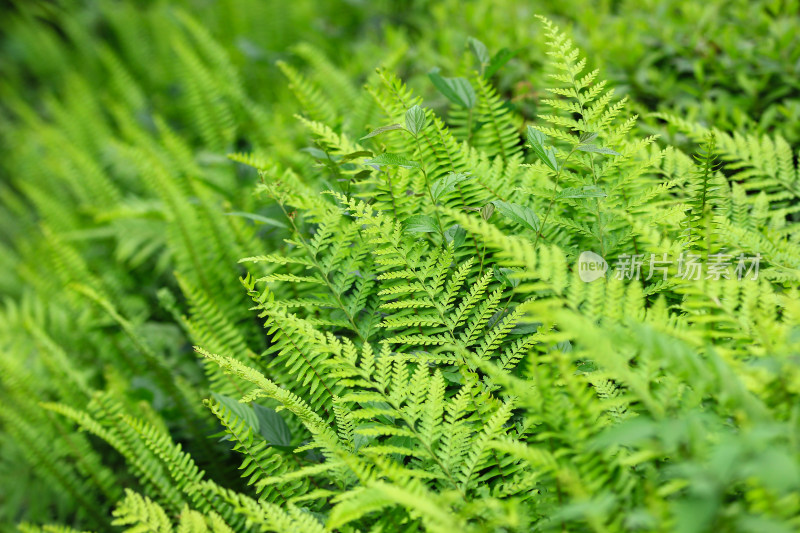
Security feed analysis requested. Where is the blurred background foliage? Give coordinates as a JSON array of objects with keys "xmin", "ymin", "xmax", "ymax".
[{"xmin": 0, "ymin": 0, "xmax": 798, "ymax": 528}]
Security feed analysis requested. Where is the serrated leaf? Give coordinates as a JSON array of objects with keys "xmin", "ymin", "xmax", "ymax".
[
  {"xmin": 364, "ymin": 153, "xmax": 420, "ymax": 169},
  {"xmin": 526, "ymin": 126, "xmax": 559, "ymax": 171},
  {"xmin": 485, "ymin": 48, "xmax": 518, "ymax": 78},
  {"xmin": 579, "ymin": 132, "xmax": 599, "ymax": 144},
  {"xmin": 428, "ymin": 68, "xmax": 476, "ymax": 109},
  {"xmin": 361, "ymin": 124, "xmax": 404, "ymax": 140},
  {"xmin": 430, "ymin": 172, "xmax": 472, "ymax": 203},
  {"xmin": 253, "ymin": 404, "xmax": 292, "ymax": 447},
  {"xmin": 404, "ymin": 215, "xmax": 438, "ymax": 234},
  {"xmin": 492, "ymin": 201, "xmax": 540, "ymax": 233},
  {"xmin": 405, "ymin": 105, "xmax": 426, "ymax": 136},
  {"xmin": 444, "ymin": 224, "xmax": 467, "ymax": 248},
  {"xmin": 213, "ymin": 392, "xmax": 259, "ymax": 435},
  {"xmin": 577, "ymin": 144, "xmax": 621, "ymax": 156},
  {"xmin": 467, "ymin": 37, "xmax": 490, "ymax": 72},
  {"xmin": 556, "ymin": 185, "xmax": 607, "ymax": 199}
]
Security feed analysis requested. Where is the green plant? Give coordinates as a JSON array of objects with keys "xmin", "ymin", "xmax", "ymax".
[{"xmin": 1, "ymin": 4, "xmax": 799, "ymax": 533}]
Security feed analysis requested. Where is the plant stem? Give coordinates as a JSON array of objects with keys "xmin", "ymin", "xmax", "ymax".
[
  {"xmin": 533, "ymin": 147, "xmax": 577, "ymax": 249},
  {"xmin": 588, "ymin": 156, "xmax": 606, "ymax": 256},
  {"xmin": 415, "ymin": 135, "xmax": 445, "ymax": 238},
  {"xmin": 467, "ymin": 107, "xmax": 474, "ymax": 145}
]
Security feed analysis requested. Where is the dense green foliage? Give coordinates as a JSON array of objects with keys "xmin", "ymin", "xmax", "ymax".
[{"xmin": 1, "ymin": 1, "xmax": 799, "ymax": 532}]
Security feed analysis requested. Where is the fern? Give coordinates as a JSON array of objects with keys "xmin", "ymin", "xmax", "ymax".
[{"xmin": 2, "ymin": 7, "xmax": 800, "ymax": 533}]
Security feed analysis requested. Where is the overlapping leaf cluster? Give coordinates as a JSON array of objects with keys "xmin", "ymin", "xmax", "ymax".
[{"xmin": 1, "ymin": 3, "xmax": 799, "ymax": 533}]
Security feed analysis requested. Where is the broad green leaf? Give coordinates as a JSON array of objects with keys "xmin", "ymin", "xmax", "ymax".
[
  {"xmin": 430, "ymin": 172, "xmax": 472, "ymax": 203},
  {"xmin": 225, "ymin": 212, "xmax": 287, "ymax": 229},
  {"xmin": 510, "ymin": 321, "xmax": 541, "ymax": 334},
  {"xmin": 444, "ymin": 224, "xmax": 467, "ymax": 248},
  {"xmin": 579, "ymin": 132, "xmax": 599, "ymax": 144},
  {"xmin": 428, "ymin": 68, "xmax": 476, "ymax": 109},
  {"xmin": 556, "ymin": 185, "xmax": 607, "ymax": 199},
  {"xmin": 493, "ymin": 201, "xmax": 540, "ymax": 233},
  {"xmin": 467, "ymin": 37, "xmax": 490, "ymax": 71},
  {"xmin": 386, "ymin": 435, "xmax": 416, "ymax": 451},
  {"xmin": 493, "ymin": 266, "xmax": 520, "ymax": 288},
  {"xmin": 485, "ymin": 48, "xmax": 518, "ymax": 78},
  {"xmin": 364, "ymin": 153, "xmax": 420, "ymax": 169},
  {"xmin": 351, "ymin": 169, "xmax": 372, "ymax": 181},
  {"xmin": 577, "ymin": 144, "xmax": 621, "ymax": 156},
  {"xmin": 405, "ymin": 105, "xmax": 426, "ymax": 136},
  {"xmin": 441, "ymin": 371, "xmax": 463, "ymax": 384},
  {"xmin": 404, "ymin": 214, "xmax": 438, "ymax": 234},
  {"xmin": 253, "ymin": 404, "xmax": 292, "ymax": 447},
  {"xmin": 481, "ymin": 203, "xmax": 495, "ymax": 220},
  {"xmin": 301, "ymin": 146, "xmax": 333, "ymax": 160},
  {"xmin": 213, "ymin": 392, "xmax": 259, "ymax": 434},
  {"xmin": 340, "ymin": 150, "xmax": 374, "ymax": 161},
  {"xmin": 361, "ymin": 123, "xmax": 404, "ymax": 140},
  {"xmin": 525, "ymin": 126, "xmax": 559, "ymax": 171}
]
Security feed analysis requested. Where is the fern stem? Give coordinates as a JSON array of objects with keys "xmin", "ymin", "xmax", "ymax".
[
  {"xmin": 534, "ymin": 147, "xmax": 578, "ymax": 249},
  {"xmin": 588, "ymin": 156, "xmax": 606, "ymax": 256},
  {"xmin": 46, "ymin": 409, "xmax": 120, "ymax": 503},
  {"xmin": 392, "ymin": 399, "xmax": 467, "ymax": 499},
  {"xmin": 466, "ymin": 107, "xmax": 474, "ymax": 146},
  {"xmin": 415, "ymin": 136, "xmax": 445, "ymax": 238},
  {"xmin": 477, "ymin": 239, "xmax": 487, "ymax": 279},
  {"xmin": 271, "ymin": 191, "xmax": 367, "ymax": 343},
  {"xmin": 415, "ymin": 122, "xmax": 484, "ymax": 258}
]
